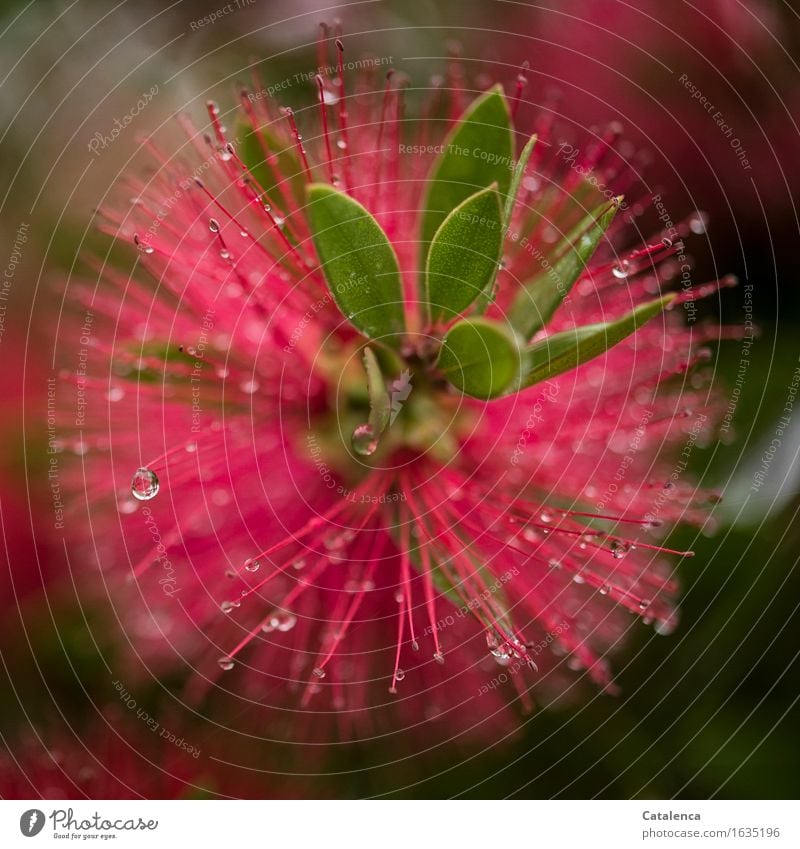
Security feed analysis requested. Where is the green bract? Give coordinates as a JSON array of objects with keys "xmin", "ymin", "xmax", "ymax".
[
  {"xmin": 437, "ymin": 318, "xmax": 522, "ymax": 400},
  {"xmin": 509, "ymin": 199, "xmax": 620, "ymax": 339},
  {"xmin": 424, "ymin": 185, "xmax": 503, "ymax": 324},
  {"xmin": 519, "ymin": 295, "xmax": 676, "ymax": 389},
  {"xmin": 420, "ymin": 86, "xmax": 514, "ymax": 257},
  {"xmin": 306, "ymin": 183, "xmax": 406, "ymax": 348}
]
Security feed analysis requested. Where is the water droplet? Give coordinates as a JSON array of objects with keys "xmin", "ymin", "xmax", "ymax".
[
  {"xmin": 689, "ymin": 211, "xmax": 708, "ymax": 235},
  {"xmin": 312, "ymin": 667, "xmax": 326, "ymax": 679},
  {"xmin": 352, "ymin": 423, "xmax": 378, "ymax": 456},
  {"xmin": 244, "ymin": 558, "xmax": 260, "ymax": 573},
  {"xmin": 106, "ymin": 386, "xmax": 125, "ymax": 402},
  {"xmin": 130, "ymin": 467, "xmax": 159, "ymax": 501},
  {"xmin": 395, "ymin": 668, "xmax": 405, "ymax": 681},
  {"xmin": 208, "ymin": 218, "xmax": 220, "ymax": 233},
  {"xmin": 336, "ymin": 138, "xmax": 347, "ymax": 150},
  {"xmin": 268, "ymin": 610, "xmax": 296, "ymax": 632},
  {"xmin": 220, "ymin": 600, "xmax": 238, "ymax": 613},
  {"xmin": 240, "ymin": 379, "xmax": 260, "ymax": 394},
  {"xmin": 573, "ymin": 573, "xmax": 585, "ymax": 584},
  {"xmin": 433, "ymin": 651, "xmax": 445, "ymax": 664},
  {"xmin": 609, "ymin": 540, "xmax": 631, "ymax": 559},
  {"xmin": 612, "ymin": 260, "xmax": 630, "ymax": 279},
  {"xmin": 217, "ymin": 656, "xmax": 234, "ymax": 670},
  {"xmin": 547, "ymin": 558, "xmax": 561, "ymax": 569},
  {"xmin": 292, "ymin": 558, "xmax": 306, "ymax": 570},
  {"xmin": 599, "ymin": 584, "xmax": 611, "ymax": 595},
  {"xmin": 639, "ymin": 598, "xmax": 651, "ymax": 611},
  {"xmin": 411, "ymin": 640, "xmax": 419, "ymax": 652},
  {"xmin": 661, "ymin": 237, "xmax": 673, "ymax": 248}
]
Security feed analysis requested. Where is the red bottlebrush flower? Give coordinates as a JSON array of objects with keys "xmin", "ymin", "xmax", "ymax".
[{"xmin": 60, "ymin": 32, "xmax": 728, "ymax": 738}]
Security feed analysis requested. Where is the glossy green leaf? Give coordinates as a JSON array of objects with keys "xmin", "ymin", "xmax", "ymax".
[
  {"xmin": 509, "ymin": 199, "xmax": 620, "ymax": 339},
  {"xmin": 351, "ymin": 347, "xmax": 391, "ymax": 456},
  {"xmin": 425, "ymin": 185, "xmax": 503, "ymax": 324},
  {"xmin": 420, "ymin": 86, "xmax": 514, "ymax": 257},
  {"xmin": 307, "ymin": 183, "xmax": 406, "ymax": 347},
  {"xmin": 519, "ymin": 294, "xmax": 675, "ymax": 389},
  {"xmin": 437, "ymin": 317, "xmax": 522, "ymax": 400},
  {"xmin": 474, "ymin": 132, "xmax": 539, "ymax": 314}
]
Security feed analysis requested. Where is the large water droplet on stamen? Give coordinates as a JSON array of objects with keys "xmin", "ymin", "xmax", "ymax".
[
  {"xmin": 130, "ymin": 467, "xmax": 159, "ymax": 501},
  {"xmin": 352, "ymin": 423, "xmax": 378, "ymax": 456},
  {"xmin": 612, "ymin": 260, "xmax": 631, "ymax": 279},
  {"xmin": 244, "ymin": 558, "xmax": 260, "ymax": 573},
  {"xmin": 217, "ymin": 656, "xmax": 234, "ymax": 671},
  {"xmin": 208, "ymin": 218, "xmax": 221, "ymax": 233},
  {"xmin": 395, "ymin": 668, "xmax": 405, "ymax": 681}
]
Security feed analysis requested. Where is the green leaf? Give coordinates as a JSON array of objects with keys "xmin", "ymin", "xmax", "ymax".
[
  {"xmin": 425, "ymin": 185, "xmax": 503, "ymax": 324},
  {"xmin": 509, "ymin": 199, "xmax": 620, "ymax": 339},
  {"xmin": 420, "ymin": 86, "xmax": 514, "ymax": 257},
  {"xmin": 474, "ymin": 132, "xmax": 538, "ymax": 314},
  {"xmin": 519, "ymin": 294, "xmax": 675, "ymax": 389},
  {"xmin": 238, "ymin": 125, "xmax": 305, "ymax": 207},
  {"xmin": 437, "ymin": 317, "xmax": 522, "ymax": 400},
  {"xmin": 306, "ymin": 183, "xmax": 406, "ymax": 347},
  {"xmin": 352, "ymin": 347, "xmax": 391, "ymax": 456},
  {"xmin": 503, "ymin": 132, "xmax": 538, "ymax": 226}
]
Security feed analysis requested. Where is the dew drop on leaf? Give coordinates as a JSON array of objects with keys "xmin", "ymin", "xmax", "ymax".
[{"xmin": 352, "ymin": 423, "xmax": 378, "ymax": 456}]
